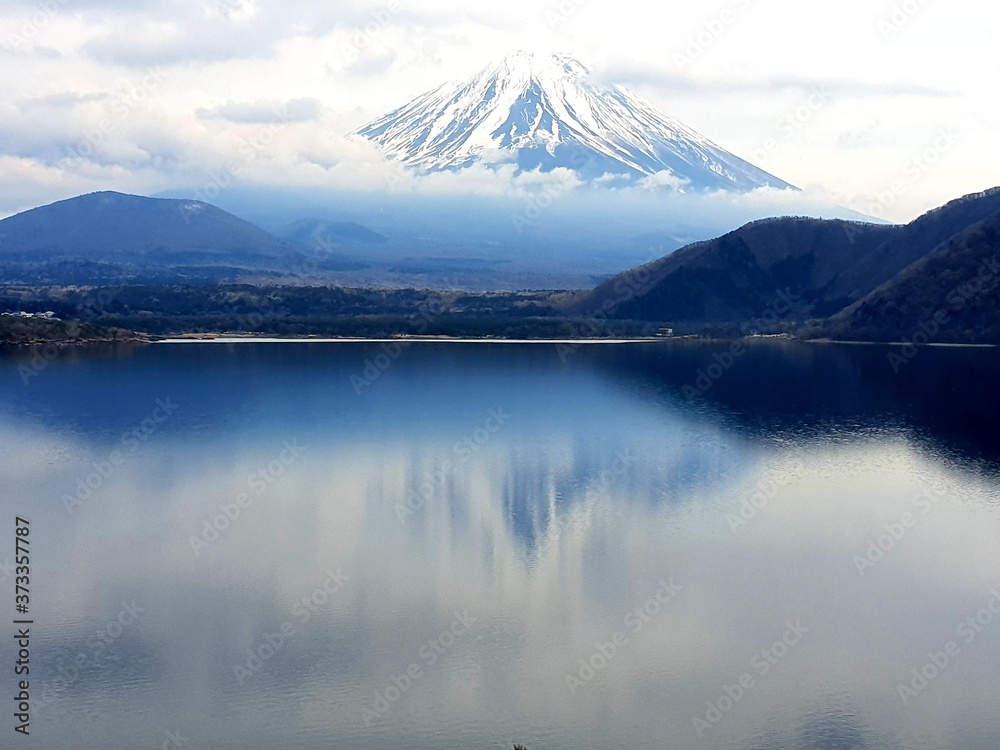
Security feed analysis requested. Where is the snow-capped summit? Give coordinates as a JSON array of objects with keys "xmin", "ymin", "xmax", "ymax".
[{"xmin": 355, "ymin": 51, "xmax": 793, "ymax": 191}]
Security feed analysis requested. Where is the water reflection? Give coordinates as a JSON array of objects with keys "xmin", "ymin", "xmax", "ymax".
[
  {"xmin": 0, "ymin": 342, "xmax": 998, "ymax": 750},
  {"xmin": 591, "ymin": 340, "xmax": 1000, "ymax": 464}
]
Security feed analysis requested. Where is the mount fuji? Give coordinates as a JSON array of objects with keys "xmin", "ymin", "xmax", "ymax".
[{"xmin": 355, "ymin": 51, "xmax": 794, "ymax": 192}]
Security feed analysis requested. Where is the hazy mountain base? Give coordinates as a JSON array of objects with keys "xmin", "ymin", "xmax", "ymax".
[
  {"xmin": 1, "ymin": 187, "xmax": 875, "ymax": 292},
  {"xmin": 0, "ymin": 256, "xmax": 609, "ymax": 294},
  {"xmin": 3, "ymin": 189, "xmax": 997, "ymax": 345}
]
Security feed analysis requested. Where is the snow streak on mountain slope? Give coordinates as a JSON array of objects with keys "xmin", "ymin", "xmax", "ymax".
[{"xmin": 355, "ymin": 51, "xmax": 794, "ymax": 192}]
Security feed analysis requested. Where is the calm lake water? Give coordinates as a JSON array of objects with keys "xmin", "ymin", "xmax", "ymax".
[{"xmin": 1, "ymin": 340, "xmax": 999, "ymax": 750}]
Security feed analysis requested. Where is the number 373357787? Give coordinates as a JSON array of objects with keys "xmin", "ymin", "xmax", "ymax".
[{"xmin": 15, "ymin": 517, "xmax": 30, "ymax": 614}]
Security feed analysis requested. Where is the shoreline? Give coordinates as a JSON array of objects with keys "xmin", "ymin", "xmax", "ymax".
[
  {"xmin": 152, "ymin": 335, "xmax": 675, "ymax": 345},
  {"xmin": 2, "ymin": 332, "xmax": 996, "ymax": 349},
  {"xmin": 0, "ymin": 335, "xmax": 148, "ymax": 348},
  {"xmin": 150, "ymin": 334, "xmax": 997, "ymax": 348},
  {"xmin": 804, "ymin": 338, "xmax": 997, "ymax": 349}
]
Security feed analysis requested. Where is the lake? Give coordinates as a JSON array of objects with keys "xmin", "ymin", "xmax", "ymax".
[{"xmin": 1, "ymin": 340, "xmax": 998, "ymax": 750}]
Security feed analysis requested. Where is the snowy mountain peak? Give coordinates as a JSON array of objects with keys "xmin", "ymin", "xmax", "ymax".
[
  {"xmin": 355, "ymin": 52, "xmax": 794, "ymax": 192},
  {"xmin": 487, "ymin": 50, "xmax": 590, "ymax": 82}
]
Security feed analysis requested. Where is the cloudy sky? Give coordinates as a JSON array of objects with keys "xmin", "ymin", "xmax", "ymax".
[{"xmin": 0, "ymin": 0, "xmax": 997, "ymax": 221}]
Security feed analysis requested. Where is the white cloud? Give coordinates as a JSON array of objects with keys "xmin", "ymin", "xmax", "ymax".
[
  {"xmin": 636, "ymin": 170, "xmax": 690, "ymax": 192},
  {"xmin": 0, "ymin": 0, "xmax": 996, "ymax": 221},
  {"xmin": 196, "ymin": 97, "xmax": 323, "ymax": 124}
]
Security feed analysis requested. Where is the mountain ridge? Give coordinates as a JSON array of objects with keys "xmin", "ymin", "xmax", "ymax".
[
  {"xmin": 0, "ymin": 191, "xmax": 304, "ymax": 282},
  {"xmin": 827, "ymin": 209, "xmax": 1000, "ymax": 342},
  {"xmin": 572, "ymin": 187, "xmax": 1000, "ymax": 339}
]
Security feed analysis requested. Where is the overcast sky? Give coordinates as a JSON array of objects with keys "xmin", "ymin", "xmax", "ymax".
[{"xmin": 1, "ymin": 0, "xmax": 997, "ymax": 221}]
